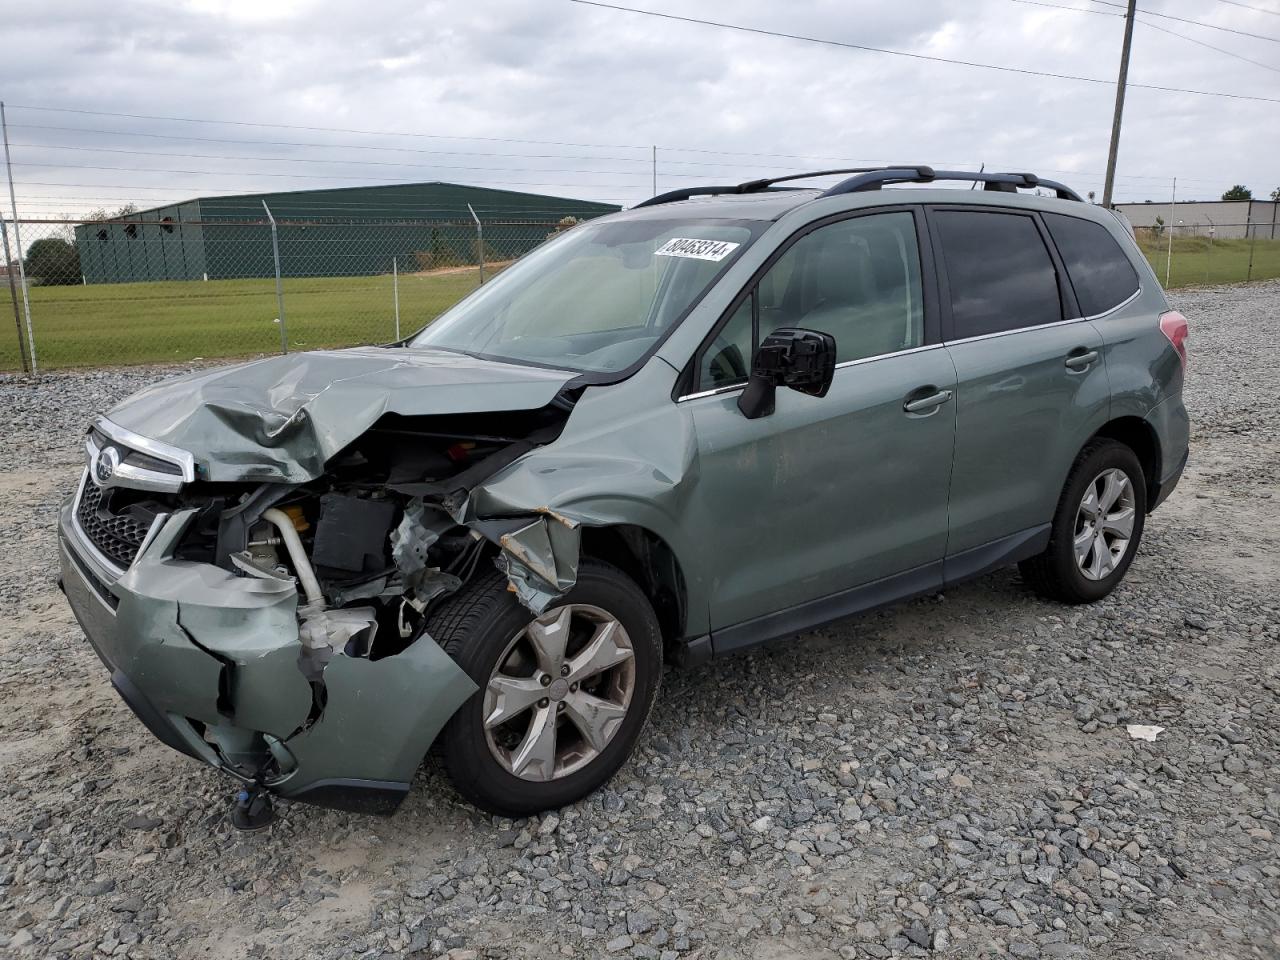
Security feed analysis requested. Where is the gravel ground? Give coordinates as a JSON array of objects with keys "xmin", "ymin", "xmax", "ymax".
[{"xmin": 0, "ymin": 282, "xmax": 1277, "ymax": 960}]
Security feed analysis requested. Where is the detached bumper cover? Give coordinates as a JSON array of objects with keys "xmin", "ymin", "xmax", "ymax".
[{"xmin": 58, "ymin": 501, "xmax": 477, "ymax": 814}]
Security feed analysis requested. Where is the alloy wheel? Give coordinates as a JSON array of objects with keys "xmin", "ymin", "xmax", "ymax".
[
  {"xmin": 482, "ymin": 604, "xmax": 636, "ymax": 781},
  {"xmin": 1073, "ymin": 467, "xmax": 1136, "ymax": 581}
]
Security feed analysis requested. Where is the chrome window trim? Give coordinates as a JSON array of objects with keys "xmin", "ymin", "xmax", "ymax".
[
  {"xmin": 942, "ymin": 283, "xmax": 1142, "ymax": 349},
  {"xmin": 1081, "ymin": 284, "xmax": 1142, "ymax": 322},
  {"xmin": 676, "ymin": 343, "xmax": 944, "ymax": 402},
  {"xmin": 834, "ymin": 342, "xmax": 939, "ymax": 370},
  {"xmin": 88, "ymin": 416, "xmax": 196, "ymax": 493},
  {"xmin": 943, "ymin": 314, "xmax": 1092, "ymax": 348},
  {"xmin": 677, "ymin": 382, "xmax": 747, "ymax": 402},
  {"xmin": 68, "ymin": 469, "xmax": 165, "ymax": 579}
]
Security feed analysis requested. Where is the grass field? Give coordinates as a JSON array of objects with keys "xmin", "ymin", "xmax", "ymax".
[
  {"xmin": 1, "ymin": 271, "xmax": 482, "ymax": 371},
  {"xmin": 1134, "ymin": 235, "xmax": 1280, "ymax": 289},
  {"xmin": 3, "ymin": 238, "xmax": 1279, "ymax": 371}
]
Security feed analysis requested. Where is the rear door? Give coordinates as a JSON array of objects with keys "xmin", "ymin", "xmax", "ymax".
[{"xmin": 929, "ymin": 205, "xmax": 1111, "ymax": 574}]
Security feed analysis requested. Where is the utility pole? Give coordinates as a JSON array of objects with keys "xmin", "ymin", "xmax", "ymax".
[
  {"xmin": 1, "ymin": 101, "xmax": 36, "ymax": 374},
  {"xmin": 1102, "ymin": 0, "xmax": 1137, "ymax": 208},
  {"xmin": 1, "ymin": 216, "xmax": 29, "ymax": 373}
]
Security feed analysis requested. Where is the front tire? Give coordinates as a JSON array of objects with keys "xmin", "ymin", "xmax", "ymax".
[
  {"xmin": 1020, "ymin": 439, "xmax": 1147, "ymax": 604},
  {"xmin": 429, "ymin": 559, "xmax": 662, "ymax": 816}
]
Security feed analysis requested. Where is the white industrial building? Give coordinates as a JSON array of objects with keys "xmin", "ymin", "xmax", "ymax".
[{"xmin": 1113, "ymin": 200, "xmax": 1279, "ymax": 240}]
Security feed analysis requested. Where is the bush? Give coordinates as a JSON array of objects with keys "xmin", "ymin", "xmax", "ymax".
[
  {"xmin": 412, "ymin": 236, "xmax": 502, "ymax": 271},
  {"xmin": 24, "ymin": 238, "xmax": 81, "ymax": 286}
]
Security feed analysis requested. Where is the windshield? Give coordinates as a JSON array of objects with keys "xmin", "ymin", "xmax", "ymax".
[{"xmin": 410, "ymin": 216, "xmax": 763, "ymax": 373}]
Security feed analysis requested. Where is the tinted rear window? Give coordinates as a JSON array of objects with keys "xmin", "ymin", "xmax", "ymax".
[
  {"xmin": 1043, "ymin": 213, "xmax": 1140, "ymax": 317},
  {"xmin": 934, "ymin": 210, "xmax": 1063, "ymax": 339}
]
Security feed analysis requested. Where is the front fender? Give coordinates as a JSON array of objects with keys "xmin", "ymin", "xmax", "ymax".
[{"xmin": 469, "ymin": 359, "xmax": 710, "ymax": 634}]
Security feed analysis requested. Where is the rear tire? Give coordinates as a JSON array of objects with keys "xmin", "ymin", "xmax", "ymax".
[
  {"xmin": 428, "ymin": 559, "xmax": 662, "ymax": 816},
  {"xmin": 1020, "ymin": 439, "xmax": 1147, "ymax": 604}
]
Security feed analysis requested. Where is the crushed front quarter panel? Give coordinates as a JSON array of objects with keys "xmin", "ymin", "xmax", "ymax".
[
  {"xmin": 494, "ymin": 512, "xmax": 581, "ymax": 613},
  {"xmin": 468, "ymin": 359, "xmax": 710, "ymax": 633}
]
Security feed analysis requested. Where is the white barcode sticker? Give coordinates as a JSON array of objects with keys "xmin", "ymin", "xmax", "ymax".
[{"xmin": 654, "ymin": 237, "xmax": 741, "ymax": 262}]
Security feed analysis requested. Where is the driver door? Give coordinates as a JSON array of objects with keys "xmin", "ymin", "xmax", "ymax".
[{"xmin": 680, "ymin": 209, "xmax": 957, "ymax": 640}]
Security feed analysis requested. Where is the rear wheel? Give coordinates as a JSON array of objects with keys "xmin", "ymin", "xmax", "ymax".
[
  {"xmin": 428, "ymin": 560, "xmax": 662, "ymax": 816},
  {"xmin": 1020, "ymin": 439, "xmax": 1147, "ymax": 604}
]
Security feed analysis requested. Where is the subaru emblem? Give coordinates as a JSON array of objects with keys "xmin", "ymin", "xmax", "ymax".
[{"xmin": 95, "ymin": 446, "xmax": 121, "ymax": 486}]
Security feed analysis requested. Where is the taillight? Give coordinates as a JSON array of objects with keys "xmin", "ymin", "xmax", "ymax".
[{"xmin": 1160, "ymin": 310, "xmax": 1188, "ymax": 367}]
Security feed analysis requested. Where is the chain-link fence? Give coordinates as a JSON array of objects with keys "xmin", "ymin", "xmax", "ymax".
[
  {"xmin": 4, "ymin": 213, "xmax": 1280, "ymax": 373},
  {"xmin": 1, "ymin": 215, "xmax": 588, "ymax": 373},
  {"xmin": 1132, "ymin": 221, "xmax": 1280, "ymax": 289}
]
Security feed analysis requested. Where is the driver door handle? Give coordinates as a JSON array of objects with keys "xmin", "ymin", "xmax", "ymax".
[{"xmin": 903, "ymin": 389, "xmax": 953, "ymax": 414}]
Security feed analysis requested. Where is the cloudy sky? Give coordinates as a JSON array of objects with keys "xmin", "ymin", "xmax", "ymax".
[{"xmin": 3, "ymin": 0, "xmax": 1278, "ymax": 219}]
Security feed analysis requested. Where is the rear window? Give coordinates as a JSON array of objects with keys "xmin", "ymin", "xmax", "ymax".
[
  {"xmin": 933, "ymin": 210, "xmax": 1063, "ymax": 339},
  {"xmin": 1043, "ymin": 213, "xmax": 1140, "ymax": 317}
]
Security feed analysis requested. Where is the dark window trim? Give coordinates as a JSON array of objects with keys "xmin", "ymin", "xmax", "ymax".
[
  {"xmin": 1039, "ymin": 211, "xmax": 1141, "ymax": 320},
  {"xmin": 676, "ymin": 204, "xmax": 938, "ymax": 398},
  {"xmin": 925, "ymin": 205, "xmax": 1081, "ymax": 343}
]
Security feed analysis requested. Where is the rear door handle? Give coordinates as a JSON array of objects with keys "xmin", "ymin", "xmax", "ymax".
[
  {"xmin": 1064, "ymin": 349, "xmax": 1100, "ymax": 370},
  {"xmin": 903, "ymin": 388, "xmax": 953, "ymax": 414}
]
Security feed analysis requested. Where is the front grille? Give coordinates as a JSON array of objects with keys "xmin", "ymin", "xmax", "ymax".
[
  {"xmin": 75, "ymin": 476, "xmax": 151, "ymax": 569},
  {"xmin": 90, "ymin": 428, "xmax": 183, "ymax": 477}
]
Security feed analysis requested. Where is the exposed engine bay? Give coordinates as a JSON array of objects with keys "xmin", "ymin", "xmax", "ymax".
[{"xmin": 88, "ymin": 403, "xmax": 587, "ymax": 766}]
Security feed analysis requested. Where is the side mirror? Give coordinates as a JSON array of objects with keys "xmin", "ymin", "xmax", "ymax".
[{"xmin": 737, "ymin": 327, "xmax": 836, "ymax": 419}]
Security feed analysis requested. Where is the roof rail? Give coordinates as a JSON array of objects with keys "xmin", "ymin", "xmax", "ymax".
[
  {"xmin": 632, "ymin": 165, "xmax": 1082, "ymax": 209},
  {"xmin": 632, "ymin": 185, "xmax": 748, "ymax": 209},
  {"xmin": 819, "ymin": 168, "xmax": 1082, "ymax": 201},
  {"xmin": 631, "ymin": 166, "xmax": 937, "ymax": 209}
]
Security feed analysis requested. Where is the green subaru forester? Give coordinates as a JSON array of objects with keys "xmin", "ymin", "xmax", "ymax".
[{"xmin": 59, "ymin": 166, "xmax": 1189, "ymax": 823}]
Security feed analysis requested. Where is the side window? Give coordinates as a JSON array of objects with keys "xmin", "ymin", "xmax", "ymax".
[
  {"xmin": 933, "ymin": 211, "xmax": 1063, "ymax": 339},
  {"xmin": 693, "ymin": 211, "xmax": 926, "ymax": 391},
  {"xmin": 756, "ymin": 212, "xmax": 924, "ymax": 364},
  {"xmin": 698, "ymin": 294, "xmax": 753, "ymax": 389},
  {"xmin": 1043, "ymin": 213, "xmax": 1140, "ymax": 317}
]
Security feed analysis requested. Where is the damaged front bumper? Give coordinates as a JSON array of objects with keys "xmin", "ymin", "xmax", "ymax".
[{"xmin": 57, "ymin": 499, "xmax": 477, "ymax": 815}]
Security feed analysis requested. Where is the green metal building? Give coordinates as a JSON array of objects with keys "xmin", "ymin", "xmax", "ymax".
[{"xmin": 74, "ymin": 182, "xmax": 620, "ymax": 284}]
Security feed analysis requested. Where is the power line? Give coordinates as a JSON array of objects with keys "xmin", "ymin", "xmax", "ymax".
[
  {"xmin": 1139, "ymin": 17, "xmax": 1280, "ymax": 73},
  {"xmin": 12, "ymin": 141, "xmax": 905, "ymax": 183},
  {"xmin": 8, "ymin": 145, "xmax": 668, "ymax": 179},
  {"xmin": 10, "ymin": 160, "xmax": 663, "ymax": 187},
  {"xmin": 1085, "ymin": 0, "xmax": 1280, "ymax": 42},
  {"xmin": 6, "ymin": 110, "xmax": 1266, "ymax": 176},
  {"xmin": 11, "ymin": 120, "xmax": 925, "ymax": 170},
  {"xmin": 7, "ymin": 123, "xmax": 653, "ymax": 165},
  {"xmin": 9, "ymin": 121, "xmax": 952, "ymax": 172},
  {"xmin": 4, "ymin": 104, "xmax": 652, "ymax": 151},
  {"xmin": 1214, "ymin": 0, "xmax": 1280, "ymax": 16},
  {"xmin": 11, "ymin": 155, "xmax": 1236, "ymax": 194},
  {"xmin": 1009, "ymin": 0, "xmax": 1119, "ymax": 16},
  {"xmin": 568, "ymin": 0, "xmax": 1280, "ymax": 102}
]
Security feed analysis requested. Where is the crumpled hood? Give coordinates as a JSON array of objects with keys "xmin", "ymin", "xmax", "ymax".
[{"xmin": 106, "ymin": 347, "xmax": 576, "ymax": 483}]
